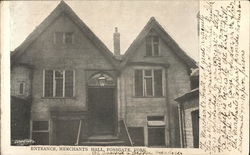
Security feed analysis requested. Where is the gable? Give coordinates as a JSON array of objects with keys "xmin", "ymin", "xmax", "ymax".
[
  {"xmin": 121, "ymin": 17, "xmax": 197, "ymax": 69},
  {"xmin": 15, "ymin": 14, "xmax": 115, "ymax": 69},
  {"xmin": 11, "ymin": 1, "xmax": 118, "ymax": 68}
]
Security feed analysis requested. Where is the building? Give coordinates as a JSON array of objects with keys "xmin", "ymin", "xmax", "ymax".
[
  {"xmin": 175, "ymin": 68, "xmax": 199, "ymax": 148},
  {"xmin": 11, "ymin": 1, "xmax": 197, "ymax": 147}
]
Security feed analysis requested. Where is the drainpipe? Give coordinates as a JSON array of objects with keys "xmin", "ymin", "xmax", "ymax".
[
  {"xmin": 178, "ymin": 104, "xmax": 183, "ymax": 148},
  {"xmin": 165, "ymin": 68, "xmax": 172, "ymax": 147}
]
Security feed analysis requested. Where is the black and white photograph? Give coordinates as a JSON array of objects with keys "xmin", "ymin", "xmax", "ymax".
[
  {"xmin": 9, "ymin": 0, "xmax": 201, "ymax": 148},
  {"xmin": 1, "ymin": 0, "xmax": 249, "ymax": 154}
]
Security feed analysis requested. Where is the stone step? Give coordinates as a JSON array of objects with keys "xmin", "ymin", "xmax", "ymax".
[
  {"xmin": 87, "ymin": 135, "xmax": 119, "ymax": 142},
  {"xmin": 80, "ymin": 140, "xmax": 124, "ymax": 146}
]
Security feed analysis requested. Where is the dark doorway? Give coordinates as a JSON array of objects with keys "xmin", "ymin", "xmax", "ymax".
[
  {"xmin": 191, "ymin": 110, "xmax": 199, "ymax": 148},
  {"xmin": 88, "ymin": 87, "xmax": 115, "ymax": 136},
  {"xmin": 53, "ymin": 120, "xmax": 79, "ymax": 145}
]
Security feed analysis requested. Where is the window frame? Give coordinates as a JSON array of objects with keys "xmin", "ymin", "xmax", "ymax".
[
  {"xmin": 54, "ymin": 32, "xmax": 74, "ymax": 45},
  {"xmin": 146, "ymin": 35, "xmax": 160, "ymax": 57},
  {"xmin": 31, "ymin": 120, "xmax": 50, "ymax": 145},
  {"xmin": 134, "ymin": 67, "xmax": 164, "ymax": 97},
  {"xmin": 43, "ymin": 69, "xmax": 75, "ymax": 98},
  {"xmin": 19, "ymin": 82, "xmax": 26, "ymax": 95},
  {"xmin": 147, "ymin": 115, "xmax": 166, "ymax": 147}
]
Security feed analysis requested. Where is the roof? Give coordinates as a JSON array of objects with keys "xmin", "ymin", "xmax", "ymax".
[
  {"xmin": 11, "ymin": 1, "xmax": 118, "ymax": 68},
  {"xmin": 121, "ymin": 17, "xmax": 197, "ymax": 69},
  {"xmin": 175, "ymin": 88, "xmax": 199, "ymax": 103},
  {"xmin": 190, "ymin": 68, "xmax": 199, "ymax": 77}
]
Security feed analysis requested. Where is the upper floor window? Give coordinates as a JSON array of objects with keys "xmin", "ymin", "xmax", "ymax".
[
  {"xmin": 54, "ymin": 32, "xmax": 73, "ymax": 44},
  {"xmin": 43, "ymin": 70, "xmax": 74, "ymax": 98},
  {"xmin": 134, "ymin": 69, "xmax": 163, "ymax": 97},
  {"xmin": 146, "ymin": 36, "xmax": 159, "ymax": 56}
]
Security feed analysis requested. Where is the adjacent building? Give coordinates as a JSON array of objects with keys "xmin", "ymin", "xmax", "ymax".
[{"xmin": 11, "ymin": 1, "xmax": 198, "ymax": 147}]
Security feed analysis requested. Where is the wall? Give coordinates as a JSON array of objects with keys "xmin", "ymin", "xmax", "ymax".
[
  {"xmin": 14, "ymin": 13, "xmax": 115, "ymax": 121},
  {"xmin": 11, "ymin": 66, "xmax": 31, "ymax": 99},
  {"xmin": 182, "ymin": 98, "xmax": 198, "ymax": 148},
  {"xmin": 120, "ymin": 32, "xmax": 191, "ymax": 147}
]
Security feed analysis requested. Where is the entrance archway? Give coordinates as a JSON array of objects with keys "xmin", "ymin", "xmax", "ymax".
[{"xmin": 87, "ymin": 72, "xmax": 116, "ymax": 136}]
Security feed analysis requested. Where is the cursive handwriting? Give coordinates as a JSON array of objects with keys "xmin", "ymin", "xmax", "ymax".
[{"xmin": 199, "ymin": 1, "xmax": 247, "ymax": 153}]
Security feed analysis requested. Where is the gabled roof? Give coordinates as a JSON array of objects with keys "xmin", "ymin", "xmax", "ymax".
[
  {"xmin": 11, "ymin": 1, "xmax": 118, "ymax": 67},
  {"xmin": 121, "ymin": 17, "xmax": 197, "ymax": 69}
]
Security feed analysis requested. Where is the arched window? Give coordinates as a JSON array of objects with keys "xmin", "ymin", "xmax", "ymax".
[{"xmin": 88, "ymin": 72, "xmax": 115, "ymax": 87}]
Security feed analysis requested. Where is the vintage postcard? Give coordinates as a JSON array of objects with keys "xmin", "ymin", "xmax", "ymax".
[{"xmin": 1, "ymin": 1, "xmax": 249, "ymax": 155}]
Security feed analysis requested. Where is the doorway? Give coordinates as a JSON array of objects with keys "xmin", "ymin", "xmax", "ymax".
[{"xmin": 88, "ymin": 87, "xmax": 115, "ymax": 136}]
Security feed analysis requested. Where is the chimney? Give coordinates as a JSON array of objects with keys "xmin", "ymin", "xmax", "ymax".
[{"xmin": 113, "ymin": 27, "xmax": 120, "ymax": 56}]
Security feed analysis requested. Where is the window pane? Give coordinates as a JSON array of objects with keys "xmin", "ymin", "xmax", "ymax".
[
  {"xmin": 55, "ymin": 32, "xmax": 63, "ymax": 44},
  {"xmin": 55, "ymin": 71, "xmax": 63, "ymax": 97},
  {"xmin": 146, "ymin": 36, "xmax": 152, "ymax": 56},
  {"xmin": 44, "ymin": 70, "xmax": 53, "ymax": 97},
  {"xmin": 65, "ymin": 32, "xmax": 73, "ymax": 44},
  {"xmin": 32, "ymin": 132, "xmax": 49, "ymax": 145},
  {"xmin": 154, "ymin": 70, "xmax": 163, "ymax": 96},
  {"xmin": 153, "ymin": 44, "xmax": 159, "ymax": 56},
  {"xmin": 33, "ymin": 121, "xmax": 48, "ymax": 131},
  {"xmin": 55, "ymin": 70, "xmax": 63, "ymax": 78},
  {"xmin": 144, "ymin": 70, "xmax": 152, "ymax": 76},
  {"xmin": 148, "ymin": 128, "xmax": 165, "ymax": 146},
  {"xmin": 145, "ymin": 78, "xmax": 153, "ymax": 96},
  {"xmin": 55, "ymin": 78, "xmax": 63, "ymax": 97},
  {"xmin": 135, "ymin": 70, "xmax": 143, "ymax": 96},
  {"xmin": 19, "ymin": 83, "xmax": 24, "ymax": 94},
  {"xmin": 65, "ymin": 70, "xmax": 74, "ymax": 97},
  {"xmin": 153, "ymin": 36, "xmax": 159, "ymax": 56},
  {"xmin": 147, "ymin": 116, "xmax": 164, "ymax": 121}
]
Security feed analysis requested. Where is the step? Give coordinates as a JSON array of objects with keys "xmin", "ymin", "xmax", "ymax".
[
  {"xmin": 88, "ymin": 135, "xmax": 119, "ymax": 142},
  {"xmin": 80, "ymin": 140, "xmax": 124, "ymax": 146}
]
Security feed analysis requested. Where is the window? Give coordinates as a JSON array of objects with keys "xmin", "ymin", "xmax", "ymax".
[
  {"xmin": 19, "ymin": 82, "xmax": 25, "ymax": 95},
  {"xmin": 147, "ymin": 116, "xmax": 165, "ymax": 147},
  {"xmin": 134, "ymin": 69, "xmax": 163, "ymax": 97},
  {"xmin": 32, "ymin": 121, "xmax": 49, "ymax": 145},
  {"xmin": 43, "ymin": 70, "xmax": 74, "ymax": 98},
  {"xmin": 65, "ymin": 32, "xmax": 73, "ymax": 44},
  {"xmin": 191, "ymin": 110, "xmax": 199, "ymax": 148},
  {"xmin": 54, "ymin": 32, "xmax": 73, "ymax": 44},
  {"xmin": 146, "ymin": 36, "xmax": 160, "ymax": 56}
]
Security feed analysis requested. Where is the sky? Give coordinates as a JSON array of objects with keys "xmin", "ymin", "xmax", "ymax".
[{"xmin": 9, "ymin": 1, "xmax": 199, "ymax": 61}]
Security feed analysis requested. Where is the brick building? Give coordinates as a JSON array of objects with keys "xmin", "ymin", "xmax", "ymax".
[{"xmin": 11, "ymin": 1, "xmax": 197, "ymax": 147}]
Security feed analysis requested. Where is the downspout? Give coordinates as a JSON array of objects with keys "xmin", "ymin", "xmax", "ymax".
[
  {"xmin": 178, "ymin": 104, "xmax": 183, "ymax": 147},
  {"xmin": 165, "ymin": 67, "xmax": 172, "ymax": 147}
]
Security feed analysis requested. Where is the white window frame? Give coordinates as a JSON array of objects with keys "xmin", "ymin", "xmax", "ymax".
[
  {"xmin": 43, "ymin": 70, "xmax": 75, "ymax": 98},
  {"xmin": 134, "ymin": 67, "xmax": 164, "ymax": 97}
]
